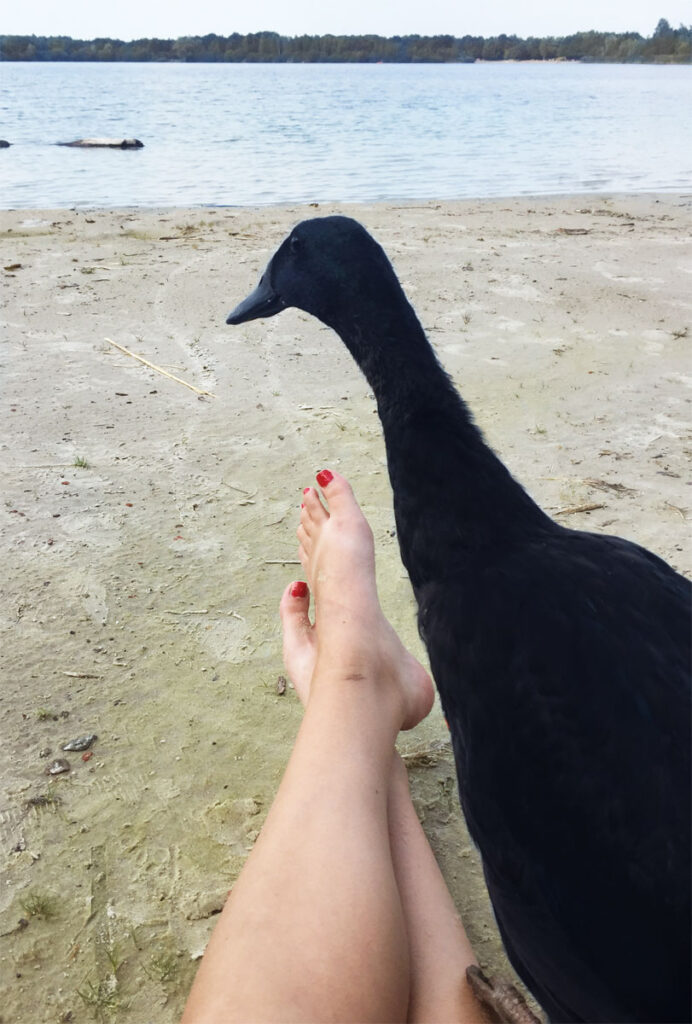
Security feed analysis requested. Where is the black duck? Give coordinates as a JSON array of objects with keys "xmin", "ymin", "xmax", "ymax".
[{"xmin": 227, "ymin": 216, "xmax": 691, "ymax": 1023}]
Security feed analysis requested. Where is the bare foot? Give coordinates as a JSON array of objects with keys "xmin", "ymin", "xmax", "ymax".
[
  {"xmin": 278, "ymin": 578, "xmax": 315, "ymax": 707},
  {"xmin": 279, "ymin": 470, "xmax": 434, "ymax": 731}
]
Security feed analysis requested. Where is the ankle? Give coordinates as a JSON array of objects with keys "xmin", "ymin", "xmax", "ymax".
[{"xmin": 310, "ymin": 658, "xmax": 407, "ymax": 728}]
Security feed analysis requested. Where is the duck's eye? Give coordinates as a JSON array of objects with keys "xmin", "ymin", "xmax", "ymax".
[{"xmin": 290, "ymin": 235, "xmax": 301, "ymax": 254}]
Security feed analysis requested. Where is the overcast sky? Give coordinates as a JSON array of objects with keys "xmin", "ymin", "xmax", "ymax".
[{"xmin": 2, "ymin": 0, "xmax": 688, "ymax": 41}]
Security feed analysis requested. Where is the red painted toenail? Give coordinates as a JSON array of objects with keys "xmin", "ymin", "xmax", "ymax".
[
  {"xmin": 303, "ymin": 487, "xmax": 310, "ymax": 495},
  {"xmin": 291, "ymin": 581, "xmax": 308, "ymax": 598},
  {"xmin": 316, "ymin": 469, "xmax": 333, "ymax": 487}
]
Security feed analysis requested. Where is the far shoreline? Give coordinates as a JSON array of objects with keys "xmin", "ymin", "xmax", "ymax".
[{"xmin": 2, "ymin": 20, "xmax": 690, "ymax": 65}]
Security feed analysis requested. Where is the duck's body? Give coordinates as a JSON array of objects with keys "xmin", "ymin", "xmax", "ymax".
[{"xmin": 227, "ymin": 216, "xmax": 691, "ymax": 1023}]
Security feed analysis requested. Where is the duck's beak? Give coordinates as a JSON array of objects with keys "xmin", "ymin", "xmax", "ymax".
[{"xmin": 226, "ymin": 273, "xmax": 286, "ymax": 325}]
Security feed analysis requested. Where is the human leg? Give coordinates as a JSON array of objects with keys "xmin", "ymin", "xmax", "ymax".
[
  {"xmin": 280, "ymin": 475, "xmax": 485, "ymax": 1023},
  {"xmin": 387, "ymin": 754, "xmax": 486, "ymax": 1023},
  {"xmin": 182, "ymin": 472, "xmax": 434, "ymax": 1023}
]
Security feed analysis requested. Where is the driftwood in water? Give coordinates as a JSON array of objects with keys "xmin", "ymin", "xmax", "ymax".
[{"xmin": 58, "ymin": 138, "xmax": 144, "ymax": 149}]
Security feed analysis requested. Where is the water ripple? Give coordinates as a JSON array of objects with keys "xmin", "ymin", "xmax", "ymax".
[{"xmin": 1, "ymin": 61, "xmax": 690, "ymax": 207}]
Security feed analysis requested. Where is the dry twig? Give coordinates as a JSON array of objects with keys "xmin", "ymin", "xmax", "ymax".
[
  {"xmin": 105, "ymin": 337, "xmax": 215, "ymax": 397},
  {"xmin": 164, "ymin": 608, "xmax": 209, "ymax": 616},
  {"xmin": 664, "ymin": 501, "xmax": 688, "ymax": 520},
  {"xmin": 584, "ymin": 478, "xmax": 636, "ymax": 496},
  {"xmin": 555, "ymin": 503, "xmax": 605, "ymax": 516},
  {"xmin": 466, "ymin": 965, "xmax": 542, "ymax": 1024}
]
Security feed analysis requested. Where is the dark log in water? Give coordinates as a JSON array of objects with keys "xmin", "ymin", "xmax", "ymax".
[{"xmin": 58, "ymin": 138, "xmax": 143, "ymax": 149}]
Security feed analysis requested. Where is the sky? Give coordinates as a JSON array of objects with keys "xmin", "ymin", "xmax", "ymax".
[{"xmin": 2, "ymin": 0, "xmax": 689, "ymax": 41}]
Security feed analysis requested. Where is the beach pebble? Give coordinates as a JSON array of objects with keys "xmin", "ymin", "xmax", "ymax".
[
  {"xmin": 45, "ymin": 758, "xmax": 70, "ymax": 775},
  {"xmin": 62, "ymin": 733, "xmax": 97, "ymax": 752}
]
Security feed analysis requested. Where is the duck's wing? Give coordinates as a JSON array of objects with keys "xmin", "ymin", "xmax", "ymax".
[{"xmin": 416, "ymin": 530, "xmax": 691, "ymax": 1022}]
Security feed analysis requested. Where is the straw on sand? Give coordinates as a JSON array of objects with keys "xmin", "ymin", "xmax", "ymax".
[{"xmin": 105, "ymin": 337, "xmax": 215, "ymax": 397}]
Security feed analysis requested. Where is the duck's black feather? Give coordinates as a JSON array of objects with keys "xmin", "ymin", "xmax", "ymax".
[
  {"xmin": 419, "ymin": 531, "xmax": 690, "ymax": 1022},
  {"xmin": 227, "ymin": 216, "xmax": 691, "ymax": 1023}
]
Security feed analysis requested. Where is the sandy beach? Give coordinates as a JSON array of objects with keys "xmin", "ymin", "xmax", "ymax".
[{"xmin": 1, "ymin": 194, "xmax": 690, "ymax": 1022}]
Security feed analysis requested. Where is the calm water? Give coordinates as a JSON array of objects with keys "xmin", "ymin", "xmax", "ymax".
[{"xmin": 0, "ymin": 61, "xmax": 690, "ymax": 208}]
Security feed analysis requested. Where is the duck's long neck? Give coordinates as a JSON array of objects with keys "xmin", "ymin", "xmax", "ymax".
[{"xmin": 338, "ymin": 305, "xmax": 551, "ymax": 587}]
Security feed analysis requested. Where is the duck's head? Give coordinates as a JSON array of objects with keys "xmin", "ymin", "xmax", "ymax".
[{"xmin": 226, "ymin": 216, "xmax": 406, "ymax": 334}]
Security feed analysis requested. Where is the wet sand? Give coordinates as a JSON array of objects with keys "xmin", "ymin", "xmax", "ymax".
[{"xmin": 1, "ymin": 195, "xmax": 690, "ymax": 1021}]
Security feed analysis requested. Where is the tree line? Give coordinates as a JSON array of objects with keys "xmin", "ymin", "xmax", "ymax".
[{"xmin": 1, "ymin": 20, "xmax": 690, "ymax": 64}]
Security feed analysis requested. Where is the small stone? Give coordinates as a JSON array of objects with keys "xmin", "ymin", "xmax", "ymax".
[
  {"xmin": 45, "ymin": 758, "xmax": 70, "ymax": 775},
  {"xmin": 62, "ymin": 734, "xmax": 97, "ymax": 752}
]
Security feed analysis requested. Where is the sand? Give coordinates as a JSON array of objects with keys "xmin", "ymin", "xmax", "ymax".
[{"xmin": 1, "ymin": 195, "xmax": 690, "ymax": 1022}]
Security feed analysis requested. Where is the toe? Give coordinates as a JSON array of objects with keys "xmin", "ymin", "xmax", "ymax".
[
  {"xmin": 279, "ymin": 580, "xmax": 311, "ymax": 633},
  {"xmin": 315, "ymin": 469, "xmax": 360, "ymax": 516},
  {"xmin": 301, "ymin": 486, "xmax": 328, "ymax": 529},
  {"xmin": 297, "ymin": 522, "xmax": 310, "ymax": 554},
  {"xmin": 279, "ymin": 582, "xmax": 315, "ymax": 705},
  {"xmin": 297, "ymin": 538, "xmax": 310, "ymax": 577},
  {"xmin": 315, "ymin": 471, "xmax": 373, "ymax": 550}
]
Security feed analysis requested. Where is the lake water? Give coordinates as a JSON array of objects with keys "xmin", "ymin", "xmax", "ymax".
[{"xmin": 1, "ymin": 61, "xmax": 690, "ymax": 208}]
